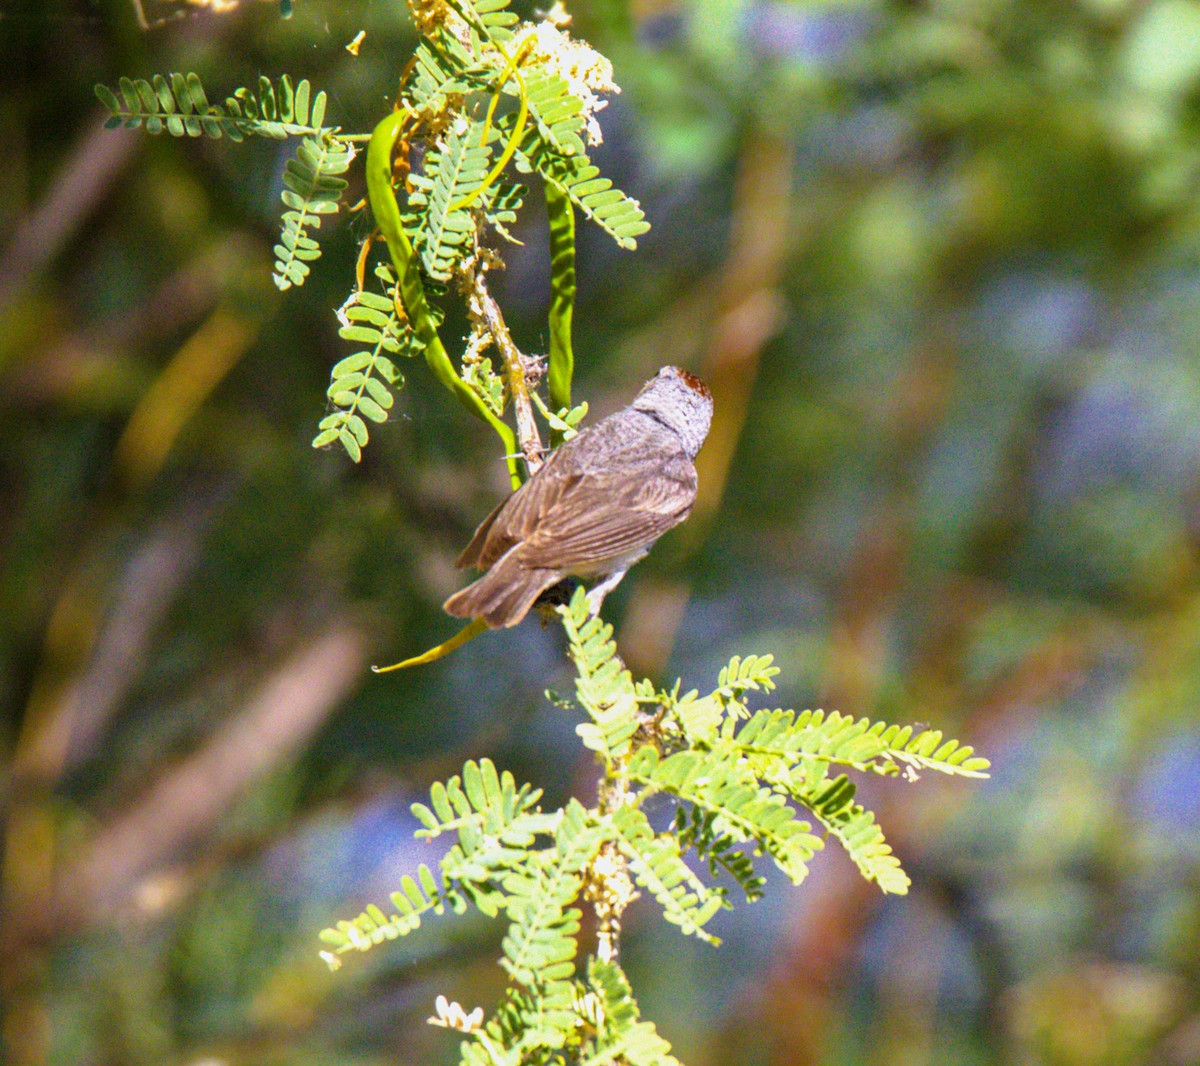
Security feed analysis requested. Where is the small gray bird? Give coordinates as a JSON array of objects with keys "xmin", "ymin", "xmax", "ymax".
[{"xmin": 444, "ymin": 366, "xmax": 714, "ymax": 628}]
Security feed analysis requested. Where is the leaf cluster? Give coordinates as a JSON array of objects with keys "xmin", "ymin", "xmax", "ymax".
[
  {"xmin": 561, "ymin": 591, "xmax": 987, "ymax": 902},
  {"xmin": 401, "ymin": 1, "xmax": 649, "ymax": 253},
  {"xmin": 95, "ymin": 72, "xmax": 329, "ymax": 140},
  {"xmin": 307, "ymin": 0, "xmax": 647, "ymax": 460},
  {"xmin": 387, "ymin": 24, "xmax": 565, "ymax": 251},
  {"xmin": 96, "ymin": 0, "xmax": 653, "ymax": 465},
  {"xmin": 320, "ymin": 761, "xmax": 676, "ymax": 1065},
  {"xmin": 95, "ymin": 72, "xmax": 354, "ymax": 293},
  {"xmin": 320, "ymin": 591, "xmax": 988, "ymax": 1063}
]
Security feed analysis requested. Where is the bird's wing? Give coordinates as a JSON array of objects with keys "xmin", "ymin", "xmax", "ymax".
[
  {"xmin": 458, "ymin": 421, "xmax": 621, "ymax": 569},
  {"xmin": 459, "ymin": 416, "xmax": 696, "ymax": 573},
  {"xmin": 523, "ymin": 452, "xmax": 697, "ymax": 571},
  {"xmin": 457, "ymin": 443, "xmax": 586, "ymax": 570},
  {"xmin": 455, "ymin": 492, "xmax": 515, "ymax": 569}
]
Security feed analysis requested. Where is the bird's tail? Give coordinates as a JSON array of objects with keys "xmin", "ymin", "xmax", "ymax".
[{"xmin": 443, "ymin": 551, "xmax": 559, "ymax": 628}]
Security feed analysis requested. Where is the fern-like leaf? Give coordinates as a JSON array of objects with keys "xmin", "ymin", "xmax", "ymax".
[
  {"xmin": 414, "ymin": 758, "xmax": 557, "ymax": 882},
  {"xmin": 583, "ymin": 958, "xmax": 682, "ymax": 1066},
  {"xmin": 668, "ymin": 655, "xmax": 781, "ymax": 746},
  {"xmin": 554, "ymin": 797, "xmax": 608, "ymax": 875},
  {"xmin": 95, "ymin": 73, "xmax": 329, "ymax": 141},
  {"xmin": 460, "ymin": 983, "xmax": 578, "ymax": 1064},
  {"xmin": 500, "ymin": 858, "xmax": 582, "ymax": 987},
  {"xmin": 638, "ymin": 746, "xmax": 824, "ymax": 886},
  {"xmin": 714, "ymin": 654, "xmax": 780, "ymax": 703},
  {"xmin": 414, "ymin": 760, "xmax": 561, "ymax": 917},
  {"xmin": 674, "ymin": 805, "xmax": 768, "ymax": 902},
  {"xmin": 408, "ymin": 117, "xmax": 494, "ymax": 280},
  {"xmin": 610, "ymin": 805, "xmax": 724, "ymax": 941},
  {"xmin": 520, "ymin": 59, "xmax": 588, "ymax": 160},
  {"xmin": 734, "ymin": 709, "xmax": 889, "ymax": 773},
  {"xmin": 407, "ymin": 35, "xmax": 475, "ymax": 114},
  {"xmin": 871, "ymin": 723, "xmax": 992, "ymax": 779},
  {"xmin": 319, "ymin": 759, "xmax": 559, "ymax": 967},
  {"xmin": 512, "ymin": 105, "xmax": 650, "ymax": 250},
  {"xmin": 483, "ymin": 180, "xmax": 525, "ymax": 232},
  {"xmin": 488, "ymin": 807, "xmax": 606, "ymax": 1049},
  {"xmin": 559, "ymin": 590, "xmax": 642, "ymax": 761},
  {"xmin": 317, "ymin": 861, "xmax": 464, "ymax": 963},
  {"xmin": 530, "ymin": 154, "xmax": 649, "ymax": 250},
  {"xmin": 799, "ymin": 773, "xmax": 911, "ymax": 894},
  {"xmin": 274, "ymin": 132, "xmax": 355, "ymax": 290},
  {"xmin": 314, "ymin": 280, "xmax": 415, "ymax": 461}
]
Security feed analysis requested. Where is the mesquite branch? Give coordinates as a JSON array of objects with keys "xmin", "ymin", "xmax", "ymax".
[{"xmin": 462, "ymin": 249, "xmax": 545, "ymax": 476}]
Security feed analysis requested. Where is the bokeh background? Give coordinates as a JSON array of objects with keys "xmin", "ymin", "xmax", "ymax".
[{"xmin": 4, "ymin": 0, "xmax": 1200, "ymax": 1062}]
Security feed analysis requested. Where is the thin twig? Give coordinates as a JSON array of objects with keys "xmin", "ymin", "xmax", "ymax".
[
  {"xmin": 463, "ymin": 250, "xmax": 545, "ymax": 474},
  {"xmin": 587, "ymin": 777, "xmax": 637, "ymax": 964}
]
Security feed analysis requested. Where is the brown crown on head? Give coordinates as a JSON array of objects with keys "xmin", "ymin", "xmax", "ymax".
[{"xmin": 674, "ymin": 368, "xmax": 712, "ymax": 400}]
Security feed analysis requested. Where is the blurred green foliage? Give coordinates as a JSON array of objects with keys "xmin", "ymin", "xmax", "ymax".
[{"xmin": 3, "ymin": 0, "xmax": 1200, "ymax": 1064}]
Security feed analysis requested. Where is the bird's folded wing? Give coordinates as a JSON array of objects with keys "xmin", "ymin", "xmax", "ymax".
[
  {"xmin": 456, "ymin": 467, "xmax": 584, "ymax": 569},
  {"xmin": 455, "ymin": 493, "xmax": 513, "ymax": 569},
  {"xmin": 458, "ymin": 421, "xmax": 696, "ymax": 572},
  {"xmin": 524, "ymin": 459, "xmax": 697, "ymax": 571},
  {"xmin": 455, "ymin": 424, "xmax": 597, "ymax": 569}
]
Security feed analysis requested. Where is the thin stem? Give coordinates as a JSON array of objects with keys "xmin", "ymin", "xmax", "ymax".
[
  {"xmin": 463, "ymin": 251, "xmax": 545, "ymax": 475},
  {"xmin": 587, "ymin": 774, "xmax": 641, "ymax": 965}
]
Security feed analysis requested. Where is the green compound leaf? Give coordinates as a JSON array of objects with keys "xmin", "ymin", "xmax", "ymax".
[
  {"xmin": 558, "ymin": 589, "xmax": 641, "ymax": 761},
  {"xmin": 273, "ymin": 133, "xmax": 355, "ymax": 290},
  {"xmin": 313, "ymin": 282, "xmax": 414, "ymax": 461},
  {"xmin": 521, "ymin": 59, "xmax": 588, "ymax": 158},
  {"xmin": 407, "ymin": 117, "xmax": 495, "ymax": 280},
  {"xmin": 513, "ymin": 126, "xmax": 649, "ymax": 249},
  {"xmin": 94, "ymin": 73, "xmax": 330, "ymax": 141},
  {"xmin": 610, "ymin": 804, "xmax": 725, "ymax": 942},
  {"xmin": 799, "ymin": 774, "xmax": 911, "ymax": 894},
  {"xmin": 582, "ymin": 958, "xmax": 682, "ymax": 1066}
]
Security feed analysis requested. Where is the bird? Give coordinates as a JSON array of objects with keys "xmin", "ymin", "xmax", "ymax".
[{"xmin": 443, "ymin": 366, "xmax": 714, "ymax": 628}]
